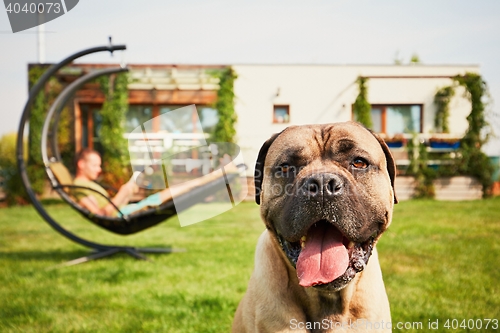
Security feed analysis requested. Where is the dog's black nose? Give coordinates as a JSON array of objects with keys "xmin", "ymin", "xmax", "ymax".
[{"xmin": 302, "ymin": 173, "xmax": 343, "ymax": 198}]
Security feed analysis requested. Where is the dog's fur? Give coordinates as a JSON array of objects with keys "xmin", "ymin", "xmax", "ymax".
[{"xmin": 233, "ymin": 122, "xmax": 397, "ymax": 332}]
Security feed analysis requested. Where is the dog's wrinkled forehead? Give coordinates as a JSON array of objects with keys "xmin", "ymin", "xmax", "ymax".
[{"xmin": 265, "ymin": 123, "xmax": 386, "ymax": 167}]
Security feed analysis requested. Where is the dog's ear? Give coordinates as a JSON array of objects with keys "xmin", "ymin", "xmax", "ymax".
[
  {"xmin": 254, "ymin": 132, "xmax": 283, "ymax": 205},
  {"xmin": 370, "ymin": 131, "xmax": 398, "ymax": 204}
]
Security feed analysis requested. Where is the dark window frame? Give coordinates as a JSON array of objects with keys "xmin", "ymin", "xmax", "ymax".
[{"xmin": 273, "ymin": 105, "xmax": 290, "ymax": 124}]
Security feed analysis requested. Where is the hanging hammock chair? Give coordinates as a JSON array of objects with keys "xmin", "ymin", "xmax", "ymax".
[
  {"xmin": 16, "ymin": 43, "xmax": 246, "ymax": 265},
  {"xmin": 46, "ymin": 160, "xmax": 242, "ymax": 235}
]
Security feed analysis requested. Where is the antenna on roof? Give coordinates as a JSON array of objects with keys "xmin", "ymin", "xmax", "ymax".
[
  {"xmin": 37, "ymin": 21, "xmax": 45, "ymax": 63},
  {"xmin": 109, "ymin": 36, "xmax": 114, "ymax": 56}
]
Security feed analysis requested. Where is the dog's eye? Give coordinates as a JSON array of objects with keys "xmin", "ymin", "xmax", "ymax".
[
  {"xmin": 280, "ymin": 164, "xmax": 291, "ymax": 173},
  {"xmin": 277, "ymin": 163, "xmax": 296, "ymax": 176},
  {"xmin": 352, "ymin": 158, "xmax": 368, "ymax": 169}
]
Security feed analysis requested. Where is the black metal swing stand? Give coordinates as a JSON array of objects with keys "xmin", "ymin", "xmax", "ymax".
[
  {"xmin": 17, "ymin": 42, "xmax": 242, "ymax": 266},
  {"xmin": 53, "ymin": 246, "xmax": 187, "ymax": 268}
]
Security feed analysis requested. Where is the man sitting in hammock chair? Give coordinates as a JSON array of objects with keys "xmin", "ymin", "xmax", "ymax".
[
  {"xmin": 73, "ymin": 148, "xmax": 167, "ymax": 217},
  {"xmin": 73, "ymin": 148, "xmax": 238, "ymax": 217}
]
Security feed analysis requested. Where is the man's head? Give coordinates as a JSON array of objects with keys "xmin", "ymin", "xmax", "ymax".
[{"xmin": 75, "ymin": 148, "xmax": 102, "ymax": 181}]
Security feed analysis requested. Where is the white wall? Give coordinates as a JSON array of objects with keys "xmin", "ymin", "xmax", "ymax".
[{"xmin": 232, "ymin": 64, "xmax": 479, "ymax": 175}]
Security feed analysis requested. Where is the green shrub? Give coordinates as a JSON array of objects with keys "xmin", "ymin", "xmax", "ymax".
[{"xmin": 0, "ymin": 133, "xmax": 29, "ymax": 205}]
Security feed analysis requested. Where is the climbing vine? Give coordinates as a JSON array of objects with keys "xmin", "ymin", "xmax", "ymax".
[
  {"xmin": 97, "ymin": 73, "xmax": 130, "ymax": 188},
  {"xmin": 211, "ymin": 67, "xmax": 238, "ymax": 144},
  {"xmin": 433, "ymin": 86, "xmax": 454, "ymax": 133},
  {"xmin": 27, "ymin": 65, "xmax": 63, "ymax": 196},
  {"xmin": 353, "ymin": 76, "xmax": 372, "ymax": 129},
  {"xmin": 453, "ymin": 73, "xmax": 493, "ymax": 195},
  {"xmin": 407, "ymin": 135, "xmax": 436, "ymax": 198},
  {"xmin": 455, "ymin": 73, "xmax": 490, "ymax": 148},
  {"xmin": 430, "ymin": 73, "xmax": 493, "ymax": 196},
  {"xmin": 409, "ymin": 72, "xmax": 493, "ymax": 198}
]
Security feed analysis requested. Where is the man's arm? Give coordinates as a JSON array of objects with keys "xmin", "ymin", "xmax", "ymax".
[
  {"xmin": 78, "ymin": 195, "xmax": 109, "ymax": 216},
  {"xmin": 77, "ymin": 182, "xmax": 137, "ymax": 217}
]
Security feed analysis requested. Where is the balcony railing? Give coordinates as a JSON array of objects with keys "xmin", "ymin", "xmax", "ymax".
[
  {"xmin": 380, "ymin": 133, "xmax": 462, "ymax": 167},
  {"xmin": 124, "ymin": 132, "xmax": 209, "ymax": 170}
]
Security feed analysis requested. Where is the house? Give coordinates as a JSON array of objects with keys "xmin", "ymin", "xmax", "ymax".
[
  {"xmin": 231, "ymin": 64, "xmax": 482, "ymax": 200},
  {"xmin": 34, "ymin": 62, "xmax": 484, "ymax": 199},
  {"xmin": 232, "ymin": 64, "xmax": 477, "ymax": 176},
  {"xmin": 55, "ymin": 64, "xmax": 225, "ymax": 153}
]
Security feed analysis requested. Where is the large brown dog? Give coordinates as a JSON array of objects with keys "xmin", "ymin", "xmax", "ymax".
[{"xmin": 232, "ymin": 122, "xmax": 397, "ymax": 332}]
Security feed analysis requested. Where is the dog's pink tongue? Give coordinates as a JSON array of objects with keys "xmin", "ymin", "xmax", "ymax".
[{"xmin": 296, "ymin": 223, "xmax": 349, "ymax": 287}]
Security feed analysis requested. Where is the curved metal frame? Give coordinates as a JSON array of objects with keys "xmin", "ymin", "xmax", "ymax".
[
  {"xmin": 16, "ymin": 44, "xmax": 178, "ymax": 265},
  {"xmin": 48, "ymin": 68, "xmax": 127, "ymax": 162},
  {"xmin": 43, "ymin": 67, "xmax": 128, "ymax": 163}
]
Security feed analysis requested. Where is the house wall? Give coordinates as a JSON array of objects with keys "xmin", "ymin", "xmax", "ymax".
[{"xmin": 232, "ymin": 64, "xmax": 479, "ymax": 175}]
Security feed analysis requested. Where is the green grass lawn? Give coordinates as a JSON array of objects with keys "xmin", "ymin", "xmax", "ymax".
[{"xmin": 0, "ymin": 198, "xmax": 499, "ymax": 332}]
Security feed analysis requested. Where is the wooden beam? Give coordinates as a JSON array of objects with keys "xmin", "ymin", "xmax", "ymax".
[
  {"xmin": 128, "ymin": 90, "xmax": 217, "ymax": 105},
  {"xmin": 74, "ymin": 99, "xmax": 82, "ymax": 152},
  {"xmin": 74, "ymin": 88, "xmax": 217, "ymax": 105}
]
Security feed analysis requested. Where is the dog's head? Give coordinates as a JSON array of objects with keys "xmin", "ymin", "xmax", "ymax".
[{"xmin": 254, "ymin": 122, "xmax": 397, "ymax": 291}]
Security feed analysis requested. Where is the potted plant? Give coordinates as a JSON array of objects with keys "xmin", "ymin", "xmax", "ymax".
[
  {"xmin": 384, "ymin": 134, "xmax": 407, "ymax": 148},
  {"xmin": 428, "ymin": 137, "xmax": 460, "ymax": 149}
]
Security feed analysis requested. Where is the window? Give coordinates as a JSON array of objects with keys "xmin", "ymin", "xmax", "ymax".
[
  {"xmin": 79, "ymin": 104, "xmax": 219, "ymax": 152},
  {"xmin": 198, "ymin": 107, "xmax": 218, "ymax": 132},
  {"xmin": 385, "ymin": 105, "xmax": 422, "ymax": 135},
  {"xmin": 159, "ymin": 105, "xmax": 218, "ymax": 133},
  {"xmin": 126, "ymin": 105, "xmax": 153, "ymax": 132},
  {"xmin": 80, "ymin": 104, "xmax": 103, "ymax": 153},
  {"xmin": 273, "ymin": 105, "xmax": 290, "ymax": 123},
  {"xmin": 355, "ymin": 104, "xmax": 422, "ymax": 135}
]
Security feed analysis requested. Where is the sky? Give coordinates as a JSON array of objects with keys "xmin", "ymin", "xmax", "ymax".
[{"xmin": 1, "ymin": 0, "xmax": 499, "ymax": 154}]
